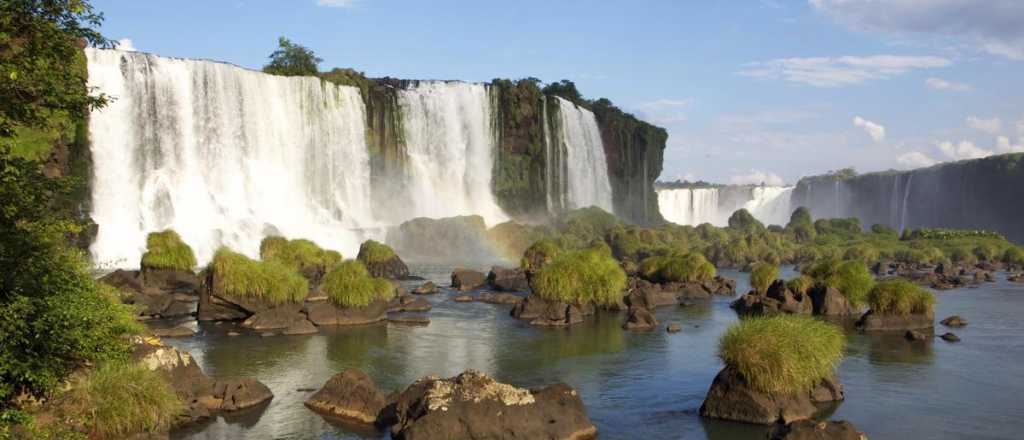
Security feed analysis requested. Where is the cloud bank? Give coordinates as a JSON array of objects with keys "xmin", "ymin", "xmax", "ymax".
[{"xmin": 740, "ymin": 55, "xmax": 950, "ymax": 87}]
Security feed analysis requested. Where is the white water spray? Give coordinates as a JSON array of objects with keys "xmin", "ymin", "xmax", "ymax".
[{"xmin": 553, "ymin": 97, "xmax": 614, "ymax": 212}]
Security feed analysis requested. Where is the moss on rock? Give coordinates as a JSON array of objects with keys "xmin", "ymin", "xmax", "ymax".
[
  {"xmin": 140, "ymin": 230, "xmax": 197, "ymax": 271},
  {"xmin": 209, "ymin": 248, "xmax": 308, "ymax": 304},
  {"xmin": 321, "ymin": 260, "xmax": 394, "ymax": 308}
]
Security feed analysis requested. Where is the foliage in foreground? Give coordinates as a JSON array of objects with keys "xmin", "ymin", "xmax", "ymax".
[
  {"xmin": 209, "ymin": 248, "xmax": 308, "ymax": 304},
  {"xmin": 638, "ymin": 252, "xmax": 716, "ymax": 284},
  {"xmin": 867, "ymin": 279, "xmax": 935, "ymax": 316},
  {"xmin": 259, "ymin": 236, "xmax": 341, "ymax": 273},
  {"xmin": 321, "ymin": 260, "xmax": 394, "ymax": 308},
  {"xmin": 749, "ymin": 263, "xmax": 778, "ymax": 294},
  {"xmin": 718, "ymin": 315, "xmax": 845, "ymax": 394},
  {"xmin": 356, "ymin": 239, "xmax": 396, "ymax": 264},
  {"xmin": 532, "ymin": 246, "xmax": 626, "ymax": 307},
  {"xmin": 58, "ymin": 361, "xmax": 182, "ymax": 439},
  {"xmin": 140, "ymin": 230, "xmax": 196, "ymax": 271}
]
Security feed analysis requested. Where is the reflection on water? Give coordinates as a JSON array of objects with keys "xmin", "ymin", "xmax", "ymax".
[{"xmin": 169, "ymin": 265, "xmax": 1024, "ymax": 440}]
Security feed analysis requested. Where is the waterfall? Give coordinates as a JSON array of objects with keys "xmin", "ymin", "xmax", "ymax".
[
  {"xmin": 553, "ymin": 97, "xmax": 614, "ymax": 212},
  {"xmin": 742, "ymin": 187, "xmax": 794, "ymax": 226},
  {"xmin": 396, "ymin": 81, "xmax": 508, "ymax": 226},
  {"xmin": 899, "ymin": 173, "xmax": 914, "ymax": 234},
  {"xmin": 889, "ymin": 174, "xmax": 900, "ymax": 227},
  {"xmin": 657, "ymin": 188, "xmax": 721, "ymax": 226},
  {"xmin": 86, "ymin": 49, "xmax": 376, "ymax": 268}
]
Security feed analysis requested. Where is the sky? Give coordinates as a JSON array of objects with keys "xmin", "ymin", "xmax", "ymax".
[{"xmin": 92, "ymin": 0, "xmax": 1024, "ymax": 186}]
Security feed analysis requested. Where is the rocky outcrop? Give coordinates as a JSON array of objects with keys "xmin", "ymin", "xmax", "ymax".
[
  {"xmin": 304, "ymin": 299, "xmax": 388, "ymax": 326},
  {"xmin": 857, "ymin": 310, "xmax": 934, "ymax": 332},
  {"xmin": 383, "ymin": 370, "xmax": 597, "ymax": 440},
  {"xmin": 361, "ymin": 255, "xmax": 409, "ymax": 280},
  {"xmin": 768, "ymin": 420, "xmax": 867, "ymax": 440},
  {"xmin": 699, "ymin": 366, "xmax": 844, "ymax": 425},
  {"xmin": 731, "ymin": 280, "xmax": 812, "ymax": 316},
  {"xmin": 388, "ymin": 293, "xmax": 432, "ymax": 313},
  {"xmin": 305, "ymin": 369, "xmax": 387, "ymax": 424},
  {"xmin": 411, "ymin": 281, "xmax": 438, "ymax": 295},
  {"xmin": 100, "ymin": 269, "xmax": 199, "ymax": 320},
  {"xmin": 510, "ymin": 295, "xmax": 592, "ymax": 327},
  {"xmin": 808, "ymin": 286, "xmax": 855, "ymax": 316},
  {"xmin": 385, "ymin": 215, "xmax": 495, "ymax": 263},
  {"xmin": 940, "ymin": 315, "xmax": 967, "ymax": 327},
  {"xmin": 622, "ymin": 306, "xmax": 658, "ymax": 331},
  {"xmin": 451, "ymin": 268, "xmax": 487, "ymax": 291},
  {"xmin": 487, "ymin": 266, "xmax": 529, "ymax": 292},
  {"xmin": 625, "ymin": 276, "xmax": 735, "ymax": 309}
]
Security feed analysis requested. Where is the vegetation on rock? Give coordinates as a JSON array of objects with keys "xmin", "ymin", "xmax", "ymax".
[
  {"xmin": 749, "ymin": 263, "xmax": 778, "ymax": 294},
  {"xmin": 718, "ymin": 315, "xmax": 845, "ymax": 394},
  {"xmin": 521, "ymin": 238, "xmax": 563, "ymax": 273},
  {"xmin": 209, "ymin": 248, "xmax": 309, "ymax": 304},
  {"xmin": 259, "ymin": 236, "xmax": 341, "ymax": 273},
  {"xmin": 638, "ymin": 252, "xmax": 716, "ymax": 284},
  {"xmin": 321, "ymin": 260, "xmax": 393, "ymax": 308},
  {"xmin": 140, "ymin": 230, "xmax": 196, "ymax": 271},
  {"xmin": 802, "ymin": 259, "xmax": 874, "ymax": 307},
  {"xmin": 532, "ymin": 246, "xmax": 626, "ymax": 307},
  {"xmin": 867, "ymin": 279, "xmax": 935, "ymax": 316},
  {"xmin": 356, "ymin": 240, "xmax": 397, "ymax": 264}
]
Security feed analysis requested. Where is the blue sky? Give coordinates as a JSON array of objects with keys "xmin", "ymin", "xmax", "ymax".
[{"xmin": 93, "ymin": 0, "xmax": 1024, "ymax": 185}]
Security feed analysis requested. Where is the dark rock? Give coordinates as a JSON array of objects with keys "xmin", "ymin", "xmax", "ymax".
[
  {"xmin": 809, "ymin": 286, "xmax": 855, "ymax": 316},
  {"xmin": 214, "ymin": 378, "xmax": 273, "ymax": 411},
  {"xmin": 666, "ymin": 323, "xmax": 682, "ymax": 333},
  {"xmin": 704, "ymin": 276, "xmax": 737, "ymax": 295},
  {"xmin": 388, "ymin": 315, "xmax": 431, "ymax": 326},
  {"xmin": 282, "ymin": 319, "xmax": 319, "ymax": 335},
  {"xmin": 411, "ymin": 281, "xmax": 438, "ymax": 295},
  {"xmin": 305, "ymin": 369, "xmax": 387, "ymax": 424},
  {"xmin": 361, "ymin": 254, "xmax": 410, "ymax": 280},
  {"xmin": 857, "ymin": 310, "xmax": 934, "ymax": 332},
  {"xmin": 100, "ymin": 269, "xmax": 145, "ymax": 294},
  {"xmin": 304, "ymin": 299, "xmax": 388, "ymax": 326},
  {"xmin": 141, "ymin": 268, "xmax": 201, "ymax": 295},
  {"xmin": 451, "ymin": 269, "xmax": 487, "ymax": 291},
  {"xmin": 623, "ymin": 306, "xmax": 658, "ymax": 331},
  {"xmin": 388, "ymin": 294, "xmax": 432, "ymax": 313},
  {"xmin": 1008, "ymin": 273, "xmax": 1024, "ymax": 283},
  {"xmin": 240, "ymin": 304, "xmax": 307, "ymax": 331},
  {"xmin": 699, "ymin": 366, "xmax": 843, "ymax": 425},
  {"xmin": 940, "ymin": 315, "xmax": 967, "ymax": 327},
  {"xmin": 626, "ymin": 278, "xmax": 683, "ymax": 308},
  {"xmin": 732, "ymin": 281, "xmax": 813, "ymax": 317},
  {"xmin": 487, "ymin": 266, "xmax": 529, "ymax": 292},
  {"xmin": 905, "ymin": 330, "xmax": 929, "ymax": 341},
  {"xmin": 385, "ymin": 370, "xmax": 597, "ymax": 440},
  {"xmin": 768, "ymin": 420, "xmax": 867, "ymax": 440},
  {"xmin": 151, "ymin": 325, "xmax": 195, "ymax": 338},
  {"xmin": 940, "ymin": 332, "xmax": 961, "ymax": 342},
  {"xmin": 511, "ymin": 295, "xmax": 585, "ymax": 327}
]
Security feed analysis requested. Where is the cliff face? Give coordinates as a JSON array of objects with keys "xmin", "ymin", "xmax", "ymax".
[
  {"xmin": 490, "ymin": 79, "xmax": 548, "ymax": 219},
  {"xmin": 592, "ymin": 100, "xmax": 667, "ymax": 225},
  {"xmin": 793, "ymin": 154, "xmax": 1024, "ymax": 242}
]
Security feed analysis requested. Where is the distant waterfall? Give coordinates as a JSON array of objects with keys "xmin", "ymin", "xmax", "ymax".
[
  {"xmin": 657, "ymin": 188, "xmax": 722, "ymax": 226},
  {"xmin": 397, "ymin": 82, "xmax": 508, "ymax": 226},
  {"xmin": 899, "ymin": 173, "xmax": 914, "ymax": 234},
  {"xmin": 553, "ymin": 97, "xmax": 614, "ymax": 212},
  {"xmin": 86, "ymin": 49, "xmax": 375, "ymax": 268},
  {"xmin": 658, "ymin": 186, "xmax": 794, "ymax": 227},
  {"xmin": 743, "ymin": 186, "xmax": 794, "ymax": 226}
]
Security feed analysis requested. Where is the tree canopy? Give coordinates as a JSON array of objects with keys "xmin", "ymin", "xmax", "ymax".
[{"xmin": 262, "ymin": 37, "xmax": 321, "ymax": 77}]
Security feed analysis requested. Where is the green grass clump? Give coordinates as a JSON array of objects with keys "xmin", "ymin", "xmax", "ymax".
[
  {"xmin": 209, "ymin": 248, "xmax": 308, "ymax": 304},
  {"xmin": 259, "ymin": 236, "xmax": 342, "ymax": 272},
  {"xmin": 843, "ymin": 244, "xmax": 880, "ymax": 265},
  {"xmin": 749, "ymin": 263, "xmax": 778, "ymax": 294},
  {"xmin": 801, "ymin": 259, "xmax": 874, "ymax": 307},
  {"xmin": 718, "ymin": 315, "xmax": 845, "ymax": 395},
  {"xmin": 786, "ymin": 275, "xmax": 814, "ymax": 295},
  {"xmin": 140, "ymin": 230, "xmax": 196, "ymax": 271},
  {"xmin": 60, "ymin": 361, "xmax": 183, "ymax": 439},
  {"xmin": 521, "ymin": 238, "xmax": 563, "ymax": 273},
  {"xmin": 356, "ymin": 240, "xmax": 396, "ymax": 264},
  {"xmin": 321, "ymin": 260, "xmax": 394, "ymax": 308},
  {"xmin": 1004, "ymin": 246, "xmax": 1024, "ymax": 267},
  {"xmin": 532, "ymin": 247, "xmax": 627, "ymax": 307},
  {"xmin": 638, "ymin": 252, "xmax": 716, "ymax": 284},
  {"xmin": 867, "ymin": 279, "xmax": 935, "ymax": 316}
]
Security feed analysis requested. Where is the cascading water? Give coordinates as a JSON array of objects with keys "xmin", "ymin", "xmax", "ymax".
[
  {"xmin": 899, "ymin": 173, "xmax": 914, "ymax": 234},
  {"xmin": 553, "ymin": 97, "xmax": 614, "ymax": 212},
  {"xmin": 742, "ymin": 186, "xmax": 794, "ymax": 226},
  {"xmin": 656, "ymin": 188, "xmax": 722, "ymax": 226},
  {"xmin": 86, "ymin": 49, "xmax": 375, "ymax": 268},
  {"xmin": 396, "ymin": 81, "xmax": 508, "ymax": 225}
]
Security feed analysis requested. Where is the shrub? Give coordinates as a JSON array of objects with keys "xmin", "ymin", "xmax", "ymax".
[
  {"xmin": 871, "ymin": 223, "xmax": 898, "ymax": 238},
  {"xmin": 1004, "ymin": 246, "xmax": 1024, "ymax": 267},
  {"xmin": 826, "ymin": 260, "xmax": 874, "ymax": 307},
  {"xmin": 749, "ymin": 263, "xmax": 778, "ymax": 294},
  {"xmin": 59, "ymin": 362, "xmax": 183, "ymax": 439},
  {"xmin": 321, "ymin": 260, "xmax": 393, "ymax": 308},
  {"xmin": 520, "ymin": 238, "xmax": 562, "ymax": 273},
  {"xmin": 209, "ymin": 248, "xmax": 308, "ymax": 304},
  {"xmin": 532, "ymin": 248, "xmax": 626, "ymax": 307},
  {"xmin": 728, "ymin": 209, "xmax": 764, "ymax": 234},
  {"xmin": 972, "ymin": 243, "xmax": 1000, "ymax": 262},
  {"xmin": 787, "ymin": 207, "xmax": 816, "ymax": 243},
  {"xmin": 259, "ymin": 236, "xmax": 341, "ymax": 272},
  {"xmin": 949, "ymin": 246, "xmax": 978, "ymax": 266},
  {"xmin": 718, "ymin": 315, "xmax": 845, "ymax": 394},
  {"xmin": 843, "ymin": 244, "xmax": 880, "ymax": 265},
  {"xmin": 786, "ymin": 275, "xmax": 814, "ymax": 295},
  {"xmin": 638, "ymin": 252, "xmax": 716, "ymax": 284},
  {"xmin": 867, "ymin": 279, "xmax": 935, "ymax": 316},
  {"xmin": 140, "ymin": 230, "xmax": 196, "ymax": 271},
  {"xmin": 356, "ymin": 240, "xmax": 396, "ymax": 264}
]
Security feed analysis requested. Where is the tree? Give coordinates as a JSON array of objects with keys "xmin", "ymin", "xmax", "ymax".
[
  {"xmin": 262, "ymin": 37, "xmax": 322, "ymax": 77},
  {"xmin": 542, "ymin": 79, "xmax": 585, "ymax": 106}
]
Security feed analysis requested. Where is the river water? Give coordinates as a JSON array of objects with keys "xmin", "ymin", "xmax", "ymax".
[{"xmin": 167, "ymin": 265, "xmax": 1024, "ymax": 440}]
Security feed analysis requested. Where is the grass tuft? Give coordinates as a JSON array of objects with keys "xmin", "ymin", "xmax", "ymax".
[
  {"xmin": 259, "ymin": 236, "xmax": 342, "ymax": 272},
  {"xmin": 867, "ymin": 279, "xmax": 935, "ymax": 316},
  {"xmin": 749, "ymin": 263, "xmax": 778, "ymax": 294},
  {"xmin": 638, "ymin": 252, "xmax": 716, "ymax": 284},
  {"xmin": 786, "ymin": 275, "xmax": 814, "ymax": 296},
  {"xmin": 520, "ymin": 238, "xmax": 563, "ymax": 273},
  {"xmin": 532, "ymin": 247, "xmax": 626, "ymax": 307},
  {"xmin": 209, "ymin": 248, "xmax": 308, "ymax": 304},
  {"xmin": 802, "ymin": 259, "xmax": 874, "ymax": 307},
  {"xmin": 140, "ymin": 230, "xmax": 196, "ymax": 271},
  {"xmin": 718, "ymin": 315, "xmax": 845, "ymax": 394},
  {"xmin": 356, "ymin": 240, "xmax": 396, "ymax": 264},
  {"xmin": 321, "ymin": 260, "xmax": 394, "ymax": 308}
]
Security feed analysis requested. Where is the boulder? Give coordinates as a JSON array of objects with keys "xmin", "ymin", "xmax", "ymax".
[
  {"xmin": 487, "ymin": 266, "xmax": 529, "ymax": 292},
  {"xmin": 704, "ymin": 276, "xmax": 737, "ymax": 295},
  {"xmin": 699, "ymin": 366, "xmax": 843, "ymax": 425},
  {"xmin": 305, "ymin": 369, "xmax": 387, "ymax": 424},
  {"xmin": 940, "ymin": 315, "xmax": 967, "ymax": 327},
  {"xmin": 732, "ymin": 280, "xmax": 813, "ymax": 317},
  {"xmin": 905, "ymin": 330, "xmax": 929, "ymax": 341},
  {"xmin": 388, "ymin": 294, "xmax": 432, "ymax": 313},
  {"xmin": 240, "ymin": 303, "xmax": 307, "ymax": 331},
  {"xmin": 100, "ymin": 269, "xmax": 145, "ymax": 294},
  {"xmin": 510, "ymin": 295, "xmax": 585, "ymax": 327},
  {"xmin": 383, "ymin": 370, "xmax": 597, "ymax": 440},
  {"xmin": 102, "ymin": 269, "xmax": 198, "ymax": 319},
  {"xmin": 940, "ymin": 332, "xmax": 961, "ymax": 342},
  {"xmin": 451, "ymin": 269, "xmax": 487, "ymax": 291},
  {"xmin": 140, "ymin": 268, "xmax": 201, "ymax": 295},
  {"xmin": 857, "ymin": 310, "xmax": 934, "ymax": 332},
  {"xmin": 304, "ymin": 299, "xmax": 388, "ymax": 326},
  {"xmin": 360, "ymin": 254, "xmax": 410, "ymax": 280},
  {"xmin": 411, "ymin": 281, "xmax": 438, "ymax": 295},
  {"xmin": 666, "ymin": 323, "xmax": 682, "ymax": 333},
  {"xmin": 622, "ymin": 306, "xmax": 658, "ymax": 331},
  {"xmin": 1008, "ymin": 273, "xmax": 1024, "ymax": 283},
  {"xmin": 626, "ymin": 278, "xmax": 683, "ymax": 308},
  {"xmin": 282, "ymin": 319, "xmax": 319, "ymax": 335},
  {"xmin": 768, "ymin": 420, "xmax": 867, "ymax": 440},
  {"xmin": 388, "ymin": 315, "xmax": 431, "ymax": 326},
  {"xmin": 808, "ymin": 286, "xmax": 855, "ymax": 316},
  {"xmin": 214, "ymin": 378, "xmax": 274, "ymax": 411}
]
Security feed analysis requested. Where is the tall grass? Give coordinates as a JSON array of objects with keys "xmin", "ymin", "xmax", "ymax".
[
  {"xmin": 749, "ymin": 263, "xmax": 778, "ymax": 294},
  {"xmin": 520, "ymin": 238, "xmax": 563, "ymax": 273},
  {"xmin": 786, "ymin": 275, "xmax": 813, "ymax": 296},
  {"xmin": 140, "ymin": 230, "xmax": 196, "ymax": 271},
  {"xmin": 356, "ymin": 240, "xmax": 396, "ymax": 264},
  {"xmin": 718, "ymin": 315, "xmax": 845, "ymax": 394},
  {"xmin": 867, "ymin": 279, "xmax": 935, "ymax": 315},
  {"xmin": 532, "ymin": 247, "xmax": 626, "ymax": 307},
  {"xmin": 638, "ymin": 252, "xmax": 716, "ymax": 284},
  {"xmin": 209, "ymin": 248, "xmax": 308, "ymax": 304},
  {"xmin": 802, "ymin": 259, "xmax": 874, "ymax": 307},
  {"xmin": 60, "ymin": 361, "xmax": 183, "ymax": 439},
  {"xmin": 321, "ymin": 260, "xmax": 394, "ymax": 308},
  {"xmin": 259, "ymin": 236, "xmax": 342, "ymax": 272}
]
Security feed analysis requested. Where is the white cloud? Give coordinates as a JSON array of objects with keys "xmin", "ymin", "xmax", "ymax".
[
  {"xmin": 897, "ymin": 151, "xmax": 938, "ymax": 169},
  {"xmin": 997, "ymin": 136, "xmax": 1024, "ymax": 153},
  {"xmin": 317, "ymin": 0, "xmax": 358, "ymax": 7},
  {"xmin": 739, "ymin": 55, "xmax": 951, "ymax": 87},
  {"xmin": 853, "ymin": 116, "xmax": 885, "ymax": 142},
  {"xmin": 966, "ymin": 116, "xmax": 1002, "ymax": 135},
  {"xmin": 729, "ymin": 169, "xmax": 786, "ymax": 186},
  {"xmin": 116, "ymin": 38, "xmax": 135, "ymax": 52},
  {"xmin": 925, "ymin": 77, "xmax": 973, "ymax": 92},
  {"xmin": 937, "ymin": 140, "xmax": 993, "ymax": 160},
  {"xmin": 635, "ymin": 99, "xmax": 693, "ymax": 125},
  {"xmin": 810, "ymin": 0, "xmax": 1024, "ymax": 61}
]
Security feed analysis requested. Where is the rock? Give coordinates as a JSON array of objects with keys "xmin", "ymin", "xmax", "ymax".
[
  {"xmin": 451, "ymin": 269, "xmax": 487, "ymax": 291},
  {"xmin": 384, "ymin": 370, "xmax": 597, "ymax": 440},
  {"xmin": 304, "ymin": 299, "xmax": 388, "ymax": 326},
  {"xmin": 240, "ymin": 304, "xmax": 307, "ymax": 331},
  {"xmin": 100, "ymin": 269, "xmax": 145, "ymax": 294},
  {"xmin": 227, "ymin": 331, "xmax": 240, "ymax": 337},
  {"xmin": 511, "ymin": 295, "xmax": 585, "ymax": 327},
  {"xmin": 704, "ymin": 276, "xmax": 737, "ymax": 295},
  {"xmin": 388, "ymin": 315, "xmax": 431, "ymax": 326},
  {"xmin": 388, "ymin": 294, "xmax": 432, "ymax": 313},
  {"xmin": 487, "ymin": 266, "xmax": 529, "ymax": 292},
  {"xmin": 359, "ymin": 251, "xmax": 410, "ymax": 280},
  {"xmin": 282, "ymin": 319, "xmax": 319, "ymax": 335},
  {"xmin": 141, "ymin": 268, "xmax": 201, "ymax": 294},
  {"xmin": 905, "ymin": 330, "xmax": 929, "ymax": 341},
  {"xmin": 733, "ymin": 280, "xmax": 813, "ymax": 317},
  {"xmin": 626, "ymin": 278, "xmax": 683, "ymax": 308},
  {"xmin": 411, "ymin": 281, "xmax": 438, "ymax": 295},
  {"xmin": 452, "ymin": 295, "xmax": 473, "ymax": 302},
  {"xmin": 940, "ymin": 315, "xmax": 968, "ymax": 327},
  {"xmin": 1008, "ymin": 273, "xmax": 1024, "ymax": 283},
  {"xmin": 623, "ymin": 306, "xmax": 658, "ymax": 331},
  {"xmin": 940, "ymin": 332, "xmax": 961, "ymax": 342},
  {"xmin": 808, "ymin": 286, "xmax": 855, "ymax": 316},
  {"xmin": 452, "ymin": 292, "xmax": 524, "ymax": 305},
  {"xmin": 151, "ymin": 325, "xmax": 196, "ymax": 338},
  {"xmin": 305, "ymin": 369, "xmax": 387, "ymax": 424},
  {"xmin": 214, "ymin": 378, "xmax": 274, "ymax": 411},
  {"xmin": 768, "ymin": 420, "xmax": 867, "ymax": 440},
  {"xmin": 666, "ymin": 323, "xmax": 682, "ymax": 333},
  {"xmin": 699, "ymin": 366, "xmax": 843, "ymax": 425},
  {"xmin": 857, "ymin": 310, "xmax": 934, "ymax": 332}
]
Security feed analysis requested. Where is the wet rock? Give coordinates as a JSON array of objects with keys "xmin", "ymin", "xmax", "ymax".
[
  {"xmin": 451, "ymin": 268, "xmax": 487, "ymax": 291},
  {"xmin": 388, "ymin": 294, "xmax": 432, "ymax": 313},
  {"xmin": 282, "ymin": 319, "xmax": 319, "ymax": 335},
  {"xmin": 666, "ymin": 323, "xmax": 682, "ymax": 333},
  {"xmin": 905, "ymin": 330, "xmax": 929, "ymax": 341},
  {"xmin": 151, "ymin": 325, "xmax": 196, "ymax": 338},
  {"xmin": 141, "ymin": 268, "xmax": 202, "ymax": 295},
  {"xmin": 699, "ymin": 366, "xmax": 844, "ymax": 425},
  {"xmin": 809, "ymin": 286, "xmax": 855, "ymax": 316},
  {"xmin": 626, "ymin": 278, "xmax": 683, "ymax": 308},
  {"xmin": 240, "ymin": 304, "xmax": 307, "ymax": 331},
  {"xmin": 940, "ymin": 315, "xmax": 968, "ymax": 327},
  {"xmin": 100, "ymin": 269, "xmax": 145, "ymax": 294},
  {"xmin": 452, "ymin": 292, "xmax": 524, "ymax": 305},
  {"xmin": 304, "ymin": 299, "xmax": 388, "ymax": 326},
  {"xmin": 857, "ymin": 310, "xmax": 934, "ymax": 332},
  {"xmin": 511, "ymin": 295, "xmax": 585, "ymax": 327},
  {"xmin": 103, "ymin": 269, "xmax": 199, "ymax": 319},
  {"xmin": 305, "ymin": 369, "xmax": 387, "ymax": 424},
  {"xmin": 622, "ymin": 306, "xmax": 658, "ymax": 331},
  {"xmin": 704, "ymin": 276, "xmax": 737, "ymax": 296},
  {"xmin": 388, "ymin": 315, "xmax": 430, "ymax": 326},
  {"xmin": 732, "ymin": 281, "xmax": 812, "ymax": 317},
  {"xmin": 215, "ymin": 378, "xmax": 273, "ymax": 411},
  {"xmin": 768, "ymin": 420, "xmax": 867, "ymax": 440},
  {"xmin": 487, "ymin": 266, "xmax": 529, "ymax": 292},
  {"xmin": 940, "ymin": 332, "xmax": 961, "ymax": 342},
  {"xmin": 359, "ymin": 252, "xmax": 409, "ymax": 280},
  {"xmin": 411, "ymin": 281, "xmax": 438, "ymax": 295},
  {"xmin": 384, "ymin": 370, "xmax": 597, "ymax": 440}
]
